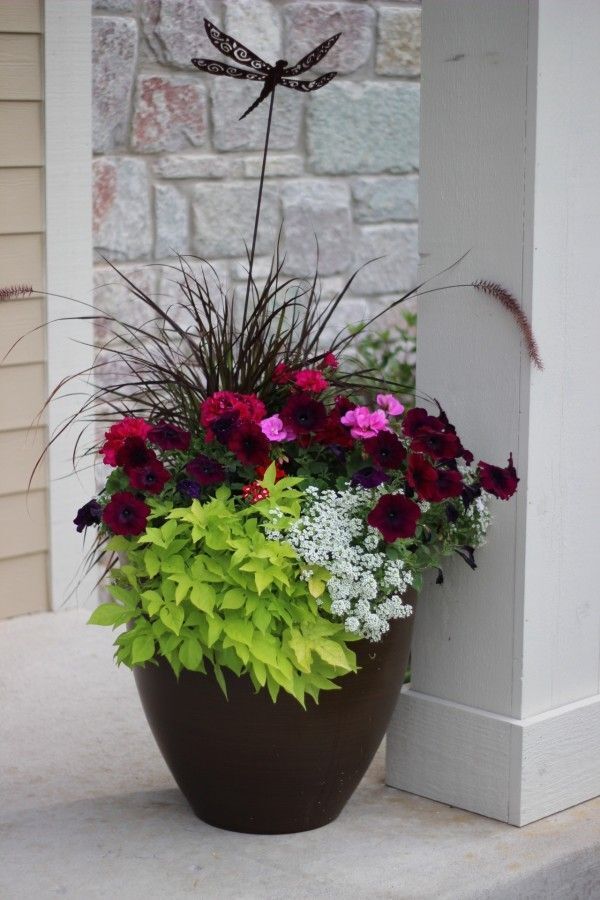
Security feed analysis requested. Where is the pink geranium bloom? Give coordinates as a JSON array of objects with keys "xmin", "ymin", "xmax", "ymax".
[
  {"xmin": 376, "ymin": 393, "xmax": 405, "ymax": 416},
  {"xmin": 340, "ymin": 406, "xmax": 390, "ymax": 440},
  {"xmin": 260, "ymin": 415, "xmax": 296, "ymax": 442},
  {"xmin": 294, "ymin": 369, "xmax": 329, "ymax": 392}
]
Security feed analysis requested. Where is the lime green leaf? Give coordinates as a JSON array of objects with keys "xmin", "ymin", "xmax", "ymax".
[
  {"xmin": 221, "ymin": 588, "xmax": 245, "ymax": 610},
  {"xmin": 179, "ymin": 638, "xmax": 203, "ymax": 671},
  {"xmin": 313, "ymin": 638, "xmax": 352, "ymax": 670},
  {"xmin": 88, "ymin": 603, "xmax": 128, "ymax": 627},
  {"xmin": 223, "ymin": 619, "xmax": 254, "ymax": 646},
  {"xmin": 190, "ymin": 583, "xmax": 216, "ymax": 614},
  {"xmin": 131, "ymin": 635, "xmax": 155, "ymax": 665},
  {"xmin": 308, "ymin": 576, "xmax": 326, "ymax": 599},
  {"xmin": 252, "ymin": 605, "xmax": 271, "ymax": 633},
  {"xmin": 255, "ymin": 569, "xmax": 272, "ymax": 594},
  {"xmin": 207, "ymin": 617, "xmax": 223, "ymax": 648},
  {"xmin": 144, "ymin": 550, "xmax": 160, "ymax": 578},
  {"xmin": 213, "ymin": 663, "xmax": 228, "ymax": 698},
  {"xmin": 160, "ymin": 604, "xmax": 184, "ymax": 635},
  {"xmin": 251, "ymin": 633, "xmax": 279, "ymax": 667}
]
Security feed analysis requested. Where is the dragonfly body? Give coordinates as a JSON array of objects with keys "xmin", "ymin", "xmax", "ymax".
[{"xmin": 192, "ymin": 19, "xmax": 341, "ymax": 119}]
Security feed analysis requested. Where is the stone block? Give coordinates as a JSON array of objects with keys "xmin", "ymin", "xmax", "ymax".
[
  {"xmin": 376, "ymin": 7, "xmax": 421, "ymax": 77},
  {"xmin": 132, "ymin": 75, "xmax": 207, "ymax": 153},
  {"xmin": 142, "ymin": 0, "xmax": 221, "ymax": 69},
  {"xmin": 191, "ymin": 182, "xmax": 280, "ymax": 258},
  {"xmin": 93, "ymin": 0, "xmax": 135, "ymax": 10},
  {"xmin": 211, "ymin": 80, "xmax": 302, "ymax": 151},
  {"xmin": 224, "ymin": 0, "xmax": 281, "ymax": 63},
  {"xmin": 351, "ymin": 224, "xmax": 419, "ymax": 295},
  {"xmin": 243, "ymin": 154, "xmax": 304, "ymax": 178},
  {"xmin": 155, "ymin": 184, "xmax": 189, "ymax": 259},
  {"xmin": 352, "ymin": 176, "xmax": 419, "ymax": 223},
  {"xmin": 93, "ymin": 264, "xmax": 159, "ymax": 338},
  {"xmin": 283, "ymin": 2, "xmax": 374, "ymax": 74},
  {"xmin": 154, "ymin": 155, "xmax": 245, "ymax": 179},
  {"xmin": 93, "ymin": 157, "xmax": 152, "ymax": 261},
  {"xmin": 307, "ymin": 82, "xmax": 420, "ymax": 175},
  {"xmin": 92, "ymin": 16, "xmax": 137, "ymax": 153},
  {"xmin": 282, "ymin": 180, "xmax": 352, "ymax": 276}
]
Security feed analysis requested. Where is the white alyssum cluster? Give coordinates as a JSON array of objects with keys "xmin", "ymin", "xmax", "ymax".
[{"xmin": 267, "ymin": 485, "xmax": 413, "ymax": 642}]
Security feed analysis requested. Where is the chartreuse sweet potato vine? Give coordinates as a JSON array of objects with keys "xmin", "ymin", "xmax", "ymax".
[{"xmin": 89, "ymin": 467, "xmax": 358, "ymax": 706}]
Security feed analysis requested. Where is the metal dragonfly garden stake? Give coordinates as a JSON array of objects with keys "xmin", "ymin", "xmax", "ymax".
[{"xmin": 191, "ymin": 19, "xmax": 342, "ymax": 308}]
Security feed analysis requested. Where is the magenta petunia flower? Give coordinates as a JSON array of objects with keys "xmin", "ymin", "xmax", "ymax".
[
  {"xmin": 367, "ymin": 494, "xmax": 421, "ymax": 542},
  {"xmin": 186, "ymin": 454, "xmax": 226, "ymax": 487},
  {"xmin": 478, "ymin": 453, "xmax": 519, "ymax": 500},
  {"xmin": 340, "ymin": 406, "xmax": 390, "ymax": 440},
  {"xmin": 294, "ymin": 369, "xmax": 329, "ymax": 393},
  {"xmin": 127, "ymin": 458, "xmax": 170, "ymax": 495},
  {"xmin": 280, "ymin": 393, "xmax": 327, "ymax": 435},
  {"xmin": 363, "ymin": 431, "xmax": 406, "ymax": 470},
  {"xmin": 102, "ymin": 491, "xmax": 150, "ymax": 536},
  {"xmin": 260, "ymin": 414, "xmax": 296, "ymax": 442},
  {"xmin": 376, "ymin": 393, "xmax": 404, "ymax": 416},
  {"xmin": 228, "ymin": 422, "xmax": 271, "ymax": 467},
  {"xmin": 147, "ymin": 421, "xmax": 191, "ymax": 452}
]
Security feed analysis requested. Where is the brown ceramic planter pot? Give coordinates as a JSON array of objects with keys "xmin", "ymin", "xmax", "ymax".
[{"xmin": 133, "ymin": 592, "xmax": 415, "ymax": 835}]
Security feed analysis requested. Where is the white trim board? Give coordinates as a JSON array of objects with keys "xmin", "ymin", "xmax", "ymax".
[
  {"xmin": 44, "ymin": 0, "xmax": 97, "ymax": 609},
  {"xmin": 388, "ymin": 686, "xmax": 600, "ymax": 826}
]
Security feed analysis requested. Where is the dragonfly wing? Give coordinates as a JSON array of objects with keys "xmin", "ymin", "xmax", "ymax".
[
  {"xmin": 280, "ymin": 72, "xmax": 338, "ymax": 92},
  {"xmin": 191, "ymin": 59, "xmax": 267, "ymax": 81},
  {"xmin": 283, "ymin": 33, "xmax": 341, "ymax": 77},
  {"xmin": 204, "ymin": 18, "xmax": 272, "ymax": 74}
]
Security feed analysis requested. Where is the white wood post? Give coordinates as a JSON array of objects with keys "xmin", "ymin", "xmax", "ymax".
[
  {"xmin": 45, "ymin": 0, "xmax": 97, "ymax": 610},
  {"xmin": 387, "ymin": 0, "xmax": 600, "ymax": 826}
]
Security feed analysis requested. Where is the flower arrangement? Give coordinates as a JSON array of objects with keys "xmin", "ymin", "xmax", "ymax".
[{"xmin": 81, "ymin": 332, "xmax": 517, "ymax": 705}]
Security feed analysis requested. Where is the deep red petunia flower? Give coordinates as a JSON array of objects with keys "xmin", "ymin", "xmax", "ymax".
[
  {"xmin": 363, "ymin": 431, "xmax": 407, "ymax": 470},
  {"xmin": 102, "ymin": 491, "xmax": 150, "ymax": 536},
  {"xmin": 367, "ymin": 494, "xmax": 421, "ymax": 542},
  {"xmin": 334, "ymin": 395, "xmax": 356, "ymax": 417},
  {"xmin": 280, "ymin": 393, "xmax": 327, "ymax": 435},
  {"xmin": 200, "ymin": 391, "xmax": 265, "ymax": 428},
  {"xmin": 410, "ymin": 423, "xmax": 462, "ymax": 460},
  {"xmin": 402, "ymin": 407, "xmax": 438, "ymax": 438},
  {"xmin": 314, "ymin": 410, "xmax": 354, "ymax": 449},
  {"xmin": 115, "ymin": 437, "xmax": 156, "ymax": 470},
  {"xmin": 186, "ymin": 454, "xmax": 226, "ymax": 487},
  {"xmin": 478, "ymin": 453, "xmax": 519, "ymax": 500},
  {"xmin": 127, "ymin": 459, "xmax": 170, "ymax": 495},
  {"xmin": 101, "ymin": 417, "xmax": 151, "ymax": 466},
  {"xmin": 147, "ymin": 421, "xmax": 191, "ymax": 452},
  {"xmin": 228, "ymin": 422, "xmax": 271, "ymax": 468},
  {"xmin": 407, "ymin": 454, "xmax": 463, "ymax": 502},
  {"xmin": 205, "ymin": 411, "xmax": 240, "ymax": 445}
]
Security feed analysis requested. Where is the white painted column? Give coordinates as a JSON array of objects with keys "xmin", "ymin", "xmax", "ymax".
[
  {"xmin": 45, "ymin": 0, "xmax": 97, "ymax": 609},
  {"xmin": 387, "ymin": 0, "xmax": 600, "ymax": 826}
]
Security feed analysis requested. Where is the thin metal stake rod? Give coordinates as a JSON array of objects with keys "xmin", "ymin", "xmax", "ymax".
[{"xmin": 244, "ymin": 88, "xmax": 276, "ymax": 313}]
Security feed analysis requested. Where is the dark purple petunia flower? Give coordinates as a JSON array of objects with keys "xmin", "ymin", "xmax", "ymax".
[
  {"xmin": 186, "ymin": 454, "xmax": 226, "ymax": 486},
  {"xmin": 228, "ymin": 422, "xmax": 271, "ymax": 467},
  {"xmin": 147, "ymin": 421, "xmax": 191, "ymax": 452},
  {"xmin": 73, "ymin": 499, "xmax": 102, "ymax": 533},
  {"xmin": 367, "ymin": 493, "xmax": 421, "ymax": 542},
  {"xmin": 127, "ymin": 458, "xmax": 170, "ymax": 495},
  {"xmin": 363, "ymin": 431, "xmax": 406, "ymax": 470},
  {"xmin": 177, "ymin": 479, "xmax": 202, "ymax": 499},
  {"xmin": 351, "ymin": 466, "xmax": 391, "ymax": 489},
  {"xmin": 207, "ymin": 411, "xmax": 241, "ymax": 446},
  {"xmin": 102, "ymin": 491, "xmax": 150, "ymax": 536},
  {"xmin": 478, "ymin": 453, "xmax": 519, "ymax": 500},
  {"xmin": 115, "ymin": 436, "xmax": 156, "ymax": 469},
  {"xmin": 280, "ymin": 393, "xmax": 327, "ymax": 435}
]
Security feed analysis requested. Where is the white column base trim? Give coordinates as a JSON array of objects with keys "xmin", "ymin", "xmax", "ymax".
[{"xmin": 386, "ymin": 686, "xmax": 600, "ymax": 826}]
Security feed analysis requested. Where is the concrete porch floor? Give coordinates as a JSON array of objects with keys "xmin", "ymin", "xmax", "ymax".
[{"xmin": 1, "ymin": 610, "xmax": 600, "ymax": 900}]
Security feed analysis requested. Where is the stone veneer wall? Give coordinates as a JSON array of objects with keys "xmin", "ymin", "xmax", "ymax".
[{"xmin": 92, "ymin": 0, "xmax": 421, "ymax": 344}]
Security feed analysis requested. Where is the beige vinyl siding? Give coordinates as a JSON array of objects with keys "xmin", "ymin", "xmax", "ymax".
[{"xmin": 0, "ymin": 4, "xmax": 48, "ymax": 618}]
